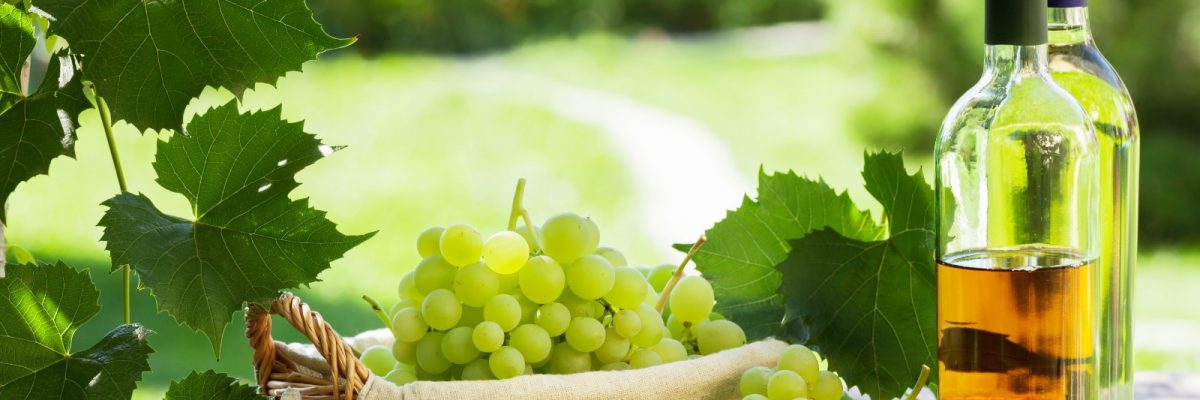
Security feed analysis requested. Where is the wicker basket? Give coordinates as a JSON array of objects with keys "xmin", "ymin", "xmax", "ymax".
[{"xmin": 245, "ymin": 292, "xmax": 370, "ymax": 400}]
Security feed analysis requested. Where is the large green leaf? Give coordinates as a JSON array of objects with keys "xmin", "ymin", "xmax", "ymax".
[
  {"xmin": 99, "ymin": 101, "xmax": 374, "ymax": 354},
  {"xmin": 38, "ymin": 0, "xmax": 354, "ymax": 131},
  {"xmin": 0, "ymin": 5, "xmax": 90, "ymax": 222},
  {"xmin": 164, "ymin": 370, "xmax": 266, "ymax": 400},
  {"xmin": 0, "ymin": 262, "xmax": 153, "ymax": 399},
  {"xmin": 778, "ymin": 151, "xmax": 937, "ymax": 399},
  {"xmin": 686, "ymin": 170, "xmax": 883, "ymax": 340}
]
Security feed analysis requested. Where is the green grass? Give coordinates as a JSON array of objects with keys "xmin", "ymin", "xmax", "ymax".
[{"xmin": 4, "ymin": 34, "xmax": 1196, "ymax": 396}]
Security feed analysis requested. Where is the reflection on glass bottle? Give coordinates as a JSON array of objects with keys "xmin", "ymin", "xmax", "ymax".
[
  {"xmin": 934, "ymin": 0, "xmax": 1100, "ymax": 398},
  {"xmin": 1047, "ymin": 1, "xmax": 1140, "ymax": 398}
]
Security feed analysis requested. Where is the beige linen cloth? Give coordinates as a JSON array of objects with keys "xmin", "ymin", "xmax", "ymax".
[{"xmin": 273, "ymin": 328, "xmax": 787, "ymax": 400}]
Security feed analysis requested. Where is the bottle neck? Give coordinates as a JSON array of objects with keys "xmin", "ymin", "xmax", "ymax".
[
  {"xmin": 1048, "ymin": 7, "xmax": 1093, "ymax": 45},
  {"xmin": 984, "ymin": 45, "xmax": 1050, "ymax": 77}
]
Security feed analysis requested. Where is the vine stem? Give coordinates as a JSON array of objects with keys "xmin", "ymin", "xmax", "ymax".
[
  {"xmin": 95, "ymin": 95, "xmax": 131, "ymax": 325},
  {"xmin": 506, "ymin": 178, "xmax": 540, "ymax": 249},
  {"xmin": 654, "ymin": 235, "xmax": 707, "ymax": 313},
  {"xmin": 362, "ymin": 295, "xmax": 392, "ymax": 331},
  {"xmin": 905, "ymin": 365, "xmax": 931, "ymax": 400}
]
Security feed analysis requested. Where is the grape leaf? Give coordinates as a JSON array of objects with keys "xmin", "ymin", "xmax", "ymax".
[
  {"xmin": 0, "ymin": 5, "xmax": 90, "ymax": 222},
  {"xmin": 98, "ymin": 101, "xmax": 374, "ymax": 355},
  {"xmin": 778, "ymin": 151, "xmax": 937, "ymax": 399},
  {"xmin": 38, "ymin": 0, "xmax": 354, "ymax": 131},
  {"xmin": 0, "ymin": 3, "xmax": 33, "ymax": 112},
  {"xmin": 164, "ymin": 370, "xmax": 266, "ymax": 400},
  {"xmin": 0, "ymin": 262, "xmax": 154, "ymax": 399},
  {"xmin": 684, "ymin": 170, "xmax": 883, "ymax": 340}
]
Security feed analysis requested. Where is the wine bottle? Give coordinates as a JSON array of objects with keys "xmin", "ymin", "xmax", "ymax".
[
  {"xmin": 1047, "ymin": 2, "xmax": 1139, "ymax": 398},
  {"xmin": 935, "ymin": 0, "xmax": 1100, "ymax": 398}
]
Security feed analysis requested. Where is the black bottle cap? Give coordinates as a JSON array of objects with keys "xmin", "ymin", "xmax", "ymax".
[
  {"xmin": 985, "ymin": 0, "xmax": 1049, "ymax": 45},
  {"xmin": 1048, "ymin": 0, "xmax": 1087, "ymax": 7}
]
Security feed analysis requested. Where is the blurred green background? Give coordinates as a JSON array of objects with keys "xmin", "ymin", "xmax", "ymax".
[{"xmin": 4, "ymin": 0, "xmax": 1198, "ymax": 397}]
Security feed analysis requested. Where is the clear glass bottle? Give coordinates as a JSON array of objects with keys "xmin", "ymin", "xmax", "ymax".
[
  {"xmin": 935, "ymin": 0, "xmax": 1100, "ymax": 398},
  {"xmin": 1047, "ymin": 2, "xmax": 1139, "ymax": 398}
]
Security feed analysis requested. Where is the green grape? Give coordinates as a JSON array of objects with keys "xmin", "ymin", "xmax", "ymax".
[
  {"xmin": 629, "ymin": 348, "xmax": 663, "ymax": 369},
  {"xmin": 510, "ymin": 291, "xmax": 538, "ymax": 325},
  {"xmin": 565, "ymin": 255, "xmax": 615, "ymax": 300},
  {"xmin": 461, "ymin": 358, "xmax": 495, "ymax": 381},
  {"xmin": 440, "ymin": 224, "xmax": 483, "ymax": 267},
  {"xmin": 612, "ymin": 309, "xmax": 642, "ymax": 339},
  {"xmin": 515, "ymin": 223, "xmax": 541, "ymax": 252},
  {"xmin": 740, "ymin": 366, "xmax": 773, "ymax": 396},
  {"xmin": 540, "ymin": 213, "xmax": 595, "ymax": 264},
  {"xmin": 496, "ymin": 269, "xmax": 520, "ymax": 292},
  {"xmin": 391, "ymin": 307, "xmax": 429, "ymax": 343},
  {"xmin": 417, "ymin": 226, "xmax": 444, "ymax": 258},
  {"xmin": 594, "ymin": 247, "xmax": 627, "ymax": 267},
  {"xmin": 414, "ymin": 256, "xmax": 457, "ymax": 295},
  {"xmin": 472, "ymin": 321, "xmax": 505, "ymax": 353},
  {"xmin": 441, "ymin": 326, "xmax": 481, "ymax": 364},
  {"xmin": 421, "ymin": 289, "xmax": 463, "ymax": 331},
  {"xmin": 546, "ymin": 342, "xmax": 591, "ymax": 375},
  {"xmin": 558, "ymin": 290, "xmax": 596, "ymax": 318},
  {"xmin": 509, "ymin": 324, "xmax": 552, "ymax": 363},
  {"xmin": 459, "ymin": 305, "xmax": 484, "ymax": 327},
  {"xmin": 593, "ymin": 327, "xmax": 630, "ymax": 365},
  {"xmin": 488, "ymin": 346, "xmax": 526, "ymax": 379},
  {"xmin": 629, "ymin": 303, "xmax": 665, "ymax": 348},
  {"xmin": 415, "ymin": 332, "xmax": 452, "ymax": 374},
  {"xmin": 383, "ymin": 368, "xmax": 417, "ymax": 385},
  {"xmin": 600, "ymin": 362, "xmax": 632, "ymax": 371},
  {"xmin": 518, "ymin": 256, "xmax": 565, "ymax": 304},
  {"xmin": 651, "ymin": 338, "xmax": 688, "ymax": 363},
  {"xmin": 393, "ymin": 339, "xmax": 417, "ymax": 365},
  {"xmin": 483, "ymin": 294, "xmax": 522, "ymax": 332},
  {"xmin": 767, "ymin": 370, "xmax": 807, "ymax": 400},
  {"xmin": 564, "ymin": 317, "xmax": 605, "ymax": 352},
  {"xmin": 642, "ymin": 283, "xmax": 659, "ymax": 306},
  {"xmin": 483, "ymin": 231, "xmax": 530, "ymax": 274},
  {"xmin": 696, "ymin": 319, "xmax": 746, "ymax": 355},
  {"xmin": 777, "ymin": 345, "xmax": 820, "ymax": 383},
  {"xmin": 743, "ymin": 395, "xmax": 768, "ymax": 400},
  {"xmin": 453, "ymin": 262, "xmax": 499, "ymax": 307},
  {"xmin": 535, "ymin": 302, "xmax": 571, "ymax": 337},
  {"xmin": 359, "ymin": 345, "xmax": 397, "ymax": 376},
  {"xmin": 669, "ymin": 275, "xmax": 715, "ymax": 323},
  {"xmin": 666, "ymin": 314, "xmax": 686, "ymax": 340},
  {"xmin": 647, "ymin": 264, "xmax": 675, "ymax": 292},
  {"xmin": 809, "ymin": 370, "xmax": 845, "ymax": 400},
  {"xmin": 604, "ymin": 266, "xmax": 649, "ymax": 310},
  {"xmin": 582, "ymin": 217, "xmax": 600, "ymax": 253},
  {"xmin": 398, "ymin": 272, "xmax": 422, "ymax": 301},
  {"xmin": 389, "ymin": 299, "xmax": 419, "ymax": 318}
]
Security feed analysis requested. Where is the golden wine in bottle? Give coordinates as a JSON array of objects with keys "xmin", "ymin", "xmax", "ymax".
[{"xmin": 935, "ymin": 0, "xmax": 1100, "ymax": 398}]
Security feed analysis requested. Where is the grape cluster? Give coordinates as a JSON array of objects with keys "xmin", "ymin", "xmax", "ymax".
[
  {"xmin": 359, "ymin": 212, "xmax": 747, "ymax": 384},
  {"xmin": 739, "ymin": 345, "xmax": 845, "ymax": 400}
]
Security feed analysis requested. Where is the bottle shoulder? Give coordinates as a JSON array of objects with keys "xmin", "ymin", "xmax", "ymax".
[
  {"xmin": 937, "ymin": 73, "xmax": 1097, "ymax": 155},
  {"xmin": 1048, "ymin": 43, "xmax": 1141, "ymax": 139}
]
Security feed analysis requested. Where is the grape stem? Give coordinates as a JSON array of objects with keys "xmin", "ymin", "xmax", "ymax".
[
  {"xmin": 362, "ymin": 295, "xmax": 393, "ymax": 331},
  {"xmin": 905, "ymin": 365, "xmax": 931, "ymax": 400},
  {"xmin": 506, "ymin": 178, "xmax": 540, "ymax": 250},
  {"xmin": 655, "ymin": 235, "xmax": 707, "ymax": 313}
]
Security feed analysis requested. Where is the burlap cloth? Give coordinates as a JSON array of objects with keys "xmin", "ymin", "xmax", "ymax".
[{"xmin": 273, "ymin": 328, "xmax": 788, "ymax": 400}]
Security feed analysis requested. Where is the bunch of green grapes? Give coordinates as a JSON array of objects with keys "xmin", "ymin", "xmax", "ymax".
[
  {"xmin": 739, "ymin": 345, "xmax": 845, "ymax": 400},
  {"xmin": 361, "ymin": 212, "xmax": 748, "ymax": 385}
]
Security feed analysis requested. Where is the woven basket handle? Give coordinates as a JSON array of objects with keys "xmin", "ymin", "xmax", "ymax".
[{"xmin": 246, "ymin": 292, "xmax": 371, "ymax": 399}]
